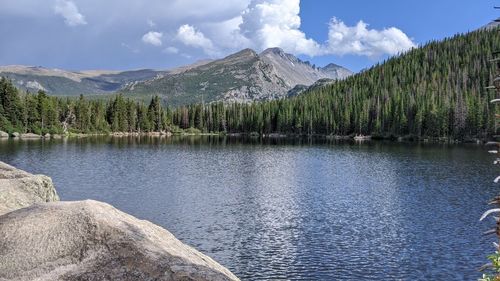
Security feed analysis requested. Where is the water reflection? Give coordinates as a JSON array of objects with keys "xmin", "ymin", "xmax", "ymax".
[{"xmin": 0, "ymin": 136, "xmax": 496, "ymax": 280}]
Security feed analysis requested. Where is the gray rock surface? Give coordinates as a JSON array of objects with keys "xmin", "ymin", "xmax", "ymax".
[
  {"xmin": 260, "ymin": 48, "xmax": 352, "ymax": 87},
  {"xmin": 0, "ymin": 131, "xmax": 8, "ymax": 138},
  {"xmin": 0, "ymin": 200, "xmax": 239, "ymax": 281},
  {"xmin": 121, "ymin": 47, "xmax": 353, "ymax": 105},
  {"xmin": 11, "ymin": 132, "xmax": 19, "ymax": 138},
  {"xmin": 19, "ymin": 133, "xmax": 41, "ymax": 139},
  {"xmin": 0, "ymin": 162, "xmax": 239, "ymax": 281},
  {"xmin": 0, "ymin": 161, "xmax": 59, "ymax": 216}
]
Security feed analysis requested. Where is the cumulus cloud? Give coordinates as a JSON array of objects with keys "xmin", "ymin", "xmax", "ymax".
[
  {"xmin": 142, "ymin": 31, "xmax": 163, "ymax": 46},
  {"xmin": 1, "ymin": 0, "xmax": 418, "ymax": 70},
  {"xmin": 53, "ymin": 0, "xmax": 87, "ymax": 26},
  {"xmin": 326, "ymin": 18, "xmax": 416, "ymax": 57},
  {"xmin": 240, "ymin": 0, "xmax": 321, "ymax": 56},
  {"xmin": 176, "ymin": 24, "xmax": 217, "ymax": 56},
  {"xmin": 176, "ymin": 0, "xmax": 415, "ymax": 58}
]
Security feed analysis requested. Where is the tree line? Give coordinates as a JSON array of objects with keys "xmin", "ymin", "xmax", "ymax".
[
  {"xmin": 0, "ymin": 78, "xmax": 169, "ymax": 135},
  {"xmin": 172, "ymin": 29, "xmax": 500, "ymax": 139},
  {"xmin": 0, "ymin": 28, "xmax": 499, "ymax": 139}
]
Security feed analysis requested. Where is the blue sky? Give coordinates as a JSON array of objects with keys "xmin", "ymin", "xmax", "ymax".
[
  {"xmin": 0, "ymin": 0, "xmax": 496, "ymax": 72},
  {"xmin": 299, "ymin": 0, "xmax": 497, "ymax": 71}
]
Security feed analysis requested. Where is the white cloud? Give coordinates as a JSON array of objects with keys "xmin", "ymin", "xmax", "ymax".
[
  {"xmin": 326, "ymin": 18, "xmax": 416, "ymax": 57},
  {"xmin": 176, "ymin": 24, "xmax": 217, "ymax": 56},
  {"xmin": 237, "ymin": 0, "xmax": 415, "ymax": 58},
  {"xmin": 142, "ymin": 31, "xmax": 163, "ymax": 46},
  {"xmin": 239, "ymin": 0, "xmax": 321, "ymax": 56},
  {"xmin": 163, "ymin": 46, "xmax": 179, "ymax": 54},
  {"xmin": 1, "ymin": 0, "xmax": 418, "ymax": 70},
  {"xmin": 53, "ymin": 0, "xmax": 87, "ymax": 26},
  {"xmin": 201, "ymin": 16, "xmax": 249, "ymax": 51}
]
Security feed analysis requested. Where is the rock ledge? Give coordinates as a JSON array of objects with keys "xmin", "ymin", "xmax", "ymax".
[
  {"xmin": 0, "ymin": 162, "xmax": 238, "ymax": 281},
  {"xmin": 0, "ymin": 161, "xmax": 59, "ymax": 216}
]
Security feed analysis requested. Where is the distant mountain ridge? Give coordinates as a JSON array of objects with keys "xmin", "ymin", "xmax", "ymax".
[
  {"xmin": 0, "ymin": 48, "xmax": 352, "ymax": 105},
  {"xmin": 0, "ymin": 65, "xmax": 165, "ymax": 95},
  {"xmin": 121, "ymin": 48, "xmax": 353, "ymax": 106}
]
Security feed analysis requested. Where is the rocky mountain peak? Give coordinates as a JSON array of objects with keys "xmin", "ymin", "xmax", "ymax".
[
  {"xmin": 322, "ymin": 63, "xmax": 342, "ymax": 70},
  {"xmin": 260, "ymin": 47, "xmax": 299, "ymax": 63},
  {"xmin": 1, "ymin": 47, "xmax": 353, "ymax": 105},
  {"xmin": 226, "ymin": 48, "xmax": 258, "ymax": 60},
  {"xmin": 260, "ymin": 47, "xmax": 285, "ymax": 56}
]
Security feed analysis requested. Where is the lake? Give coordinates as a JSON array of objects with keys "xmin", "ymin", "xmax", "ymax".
[{"xmin": 0, "ymin": 136, "xmax": 497, "ymax": 280}]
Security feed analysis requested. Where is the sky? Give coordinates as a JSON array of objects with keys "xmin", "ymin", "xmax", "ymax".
[{"xmin": 0, "ymin": 0, "xmax": 496, "ymax": 72}]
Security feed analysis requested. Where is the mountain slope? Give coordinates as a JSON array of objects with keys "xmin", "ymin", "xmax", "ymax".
[
  {"xmin": 0, "ymin": 66, "xmax": 163, "ymax": 95},
  {"xmin": 0, "ymin": 29, "xmax": 496, "ymax": 139},
  {"xmin": 163, "ymin": 28, "xmax": 499, "ymax": 139},
  {"xmin": 0, "ymin": 60, "xmax": 214, "ymax": 96},
  {"xmin": 121, "ymin": 48, "xmax": 352, "ymax": 106},
  {"xmin": 122, "ymin": 49, "xmax": 289, "ymax": 105},
  {"xmin": 259, "ymin": 48, "xmax": 351, "ymax": 87},
  {"xmin": 0, "ymin": 49, "xmax": 351, "ymax": 104}
]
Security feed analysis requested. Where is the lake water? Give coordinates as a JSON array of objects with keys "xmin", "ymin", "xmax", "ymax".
[{"xmin": 0, "ymin": 136, "xmax": 497, "ymax": 280}]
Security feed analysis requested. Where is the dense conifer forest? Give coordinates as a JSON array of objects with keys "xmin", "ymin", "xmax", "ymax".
[{"xmin": 0, "ymin": 29, "xmax": 499, "ymax": 139}]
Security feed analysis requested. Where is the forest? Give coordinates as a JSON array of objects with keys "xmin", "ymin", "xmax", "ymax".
[
  {"xmin": 0, "ymin": 79, "xmax": 167, "ymax": 135},
  {"xmin": 0, "ymin": 28, "xmax": 499, "ymax": 139}
]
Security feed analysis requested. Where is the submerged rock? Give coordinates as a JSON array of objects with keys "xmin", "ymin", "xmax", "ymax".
[
  {"xmin": 0, "ymin": 162, "xmax": 239, "ymax": 281},
  {"xmin": 0, "ymin": 161, "xmax": 59, "ymax": 216}
]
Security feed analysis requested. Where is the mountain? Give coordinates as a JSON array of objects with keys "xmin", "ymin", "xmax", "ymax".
[
  {"xmin": 287, "ymin": 78, "xmax": 337, "ymax": 97},
  {"xmin": 0, "ymin": 66, "xmax": 165, "ymax": 95},
  {"xmin": 482, "ymin": 19, "xmax": 500, "ymax": 30},
  {"xmin": 0, "ymin": 48, "xmax": 351, "ymax": 105},
  {"xmin": 160, "ymin": 28, "xmax": 499, "ymax": 138},
  {"xmin": 0, "ymin": 29, "xmax": 496, "ymax": 139},
  {"xmin": 120, "ymin": 48, "xmax": 352, "ymax": 106},
  {"xmin": 259, "ymin": 48, "xmax": 351, "ymax": 87},
  {"xmin": 0, "ymin": 60, "xmax": 214, "ymax": 96}
]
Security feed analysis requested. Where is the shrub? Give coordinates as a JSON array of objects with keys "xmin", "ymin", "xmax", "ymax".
[{"xmin": 184, "ymin": 127, "xmax": 201, "ymax": 135}]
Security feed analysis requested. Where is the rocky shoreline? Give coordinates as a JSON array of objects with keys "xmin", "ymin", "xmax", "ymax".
[
  {"xmin": 0, "ymin": 129, "xmax": 488, "ymax": 144},
  {"xmin": 0, "ymin": 162, "xmax": 239, "ymax": 281},
  {"xmin": 0, "ymin": 130, "xmax": 176, "ymax": 139}
]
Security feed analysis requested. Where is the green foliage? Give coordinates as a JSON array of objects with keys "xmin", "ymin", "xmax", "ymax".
[
  {"xmin": 184, "ymin": 127, "xmax": 201, "ymax": 135},
  {"xmin": 0, "ymin": 79, "xmax": 168, "ymax": 134},
  {"xmin": 479, "ymin": 251, "xmax": 500, "ymax": 281},
  {"xmin": 0, "ymin": 29, "xmax": 498, "ymax": 139},
  {"xmin": 0, "ymin": 69, "xmax": 160, "ymax": 96},
  {"xmin": 122, "ymin": 53, "xmax": 262, "ymax": 106},
  {"xmin": 167, "ymin": 29, "xmax": 500, "ymax": 139}
]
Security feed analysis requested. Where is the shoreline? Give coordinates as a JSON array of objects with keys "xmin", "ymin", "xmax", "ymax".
[{"xmin": 0, "ymin": 130, "xmax": 490, "ymax": 144}]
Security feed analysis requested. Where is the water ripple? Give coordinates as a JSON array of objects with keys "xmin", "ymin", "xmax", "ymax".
[{"xmin": 0, "ymin": 137, "xmax": 496, "ymax": 280}]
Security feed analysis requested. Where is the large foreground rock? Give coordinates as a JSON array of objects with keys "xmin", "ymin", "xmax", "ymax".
[
  {"xmin": 0, "ymin": 162, "xmax": 238, "ymax": 280},
  {"xmin": 0, "ymin": 162, "xmax": 59, "ymax": 216},
  {"xmin": 0, "ymin": 200, "xmax": 239, "ymax": 281}
]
